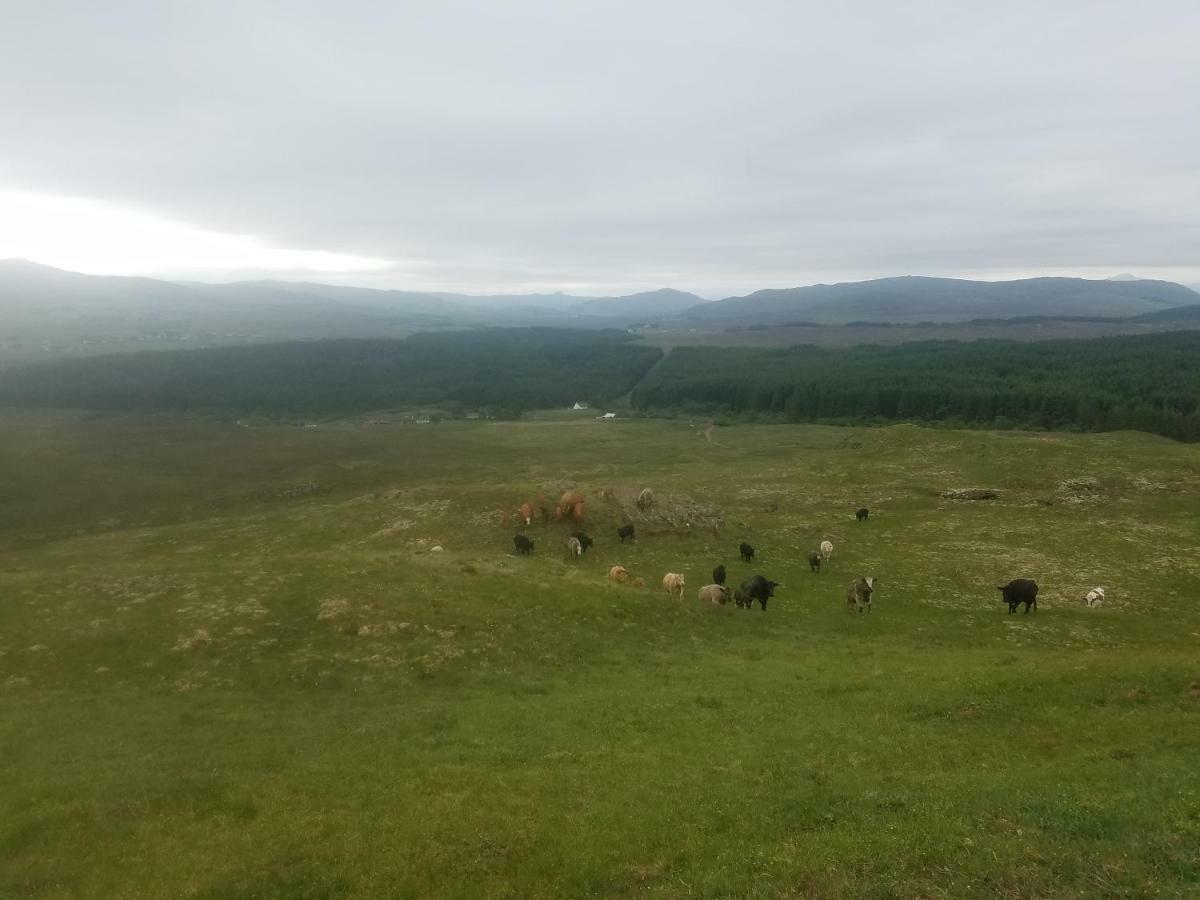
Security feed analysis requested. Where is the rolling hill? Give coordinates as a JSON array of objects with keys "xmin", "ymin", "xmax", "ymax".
[
  {"xmin": 685, "ymin": 276, "xmax": 1199, "ymax": 325},
  {"xmin": 4, "ymin": 261, "xmax": 1199, "ymax": 367},
  {"xmin": 0, "ymin": 261, "xmax": 703, "ymax": 364},
  {"xmin": 569, "ymin": 288, "xmax": 706, "ymax": 318}
]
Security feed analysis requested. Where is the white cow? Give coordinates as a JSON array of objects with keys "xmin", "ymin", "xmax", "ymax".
[
  {"xmin": 820, "ymin": 540, "xmax": 834, "ymax": 561},
  {"xmin": 1082, "ymin": 587, "xmax": 1106, "ymax": 608}
]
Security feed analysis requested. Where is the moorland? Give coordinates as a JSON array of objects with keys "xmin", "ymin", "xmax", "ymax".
[{"xmin": 2, "ymin": 410, "xmax": 1198, "ymax": 898}]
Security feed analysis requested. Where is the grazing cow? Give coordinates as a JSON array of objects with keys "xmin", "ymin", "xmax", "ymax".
[
  {"xmin": 608, "ymin": 565, "xmax": 629, "ymax": 583},
  {"xmin": 734, "ymin": 574, "xmax": 780, "ymax": 611},
  {"xmin": 519, "ymin": 501, "xmax": 534, "ymax": 526},
  {"xmin": 739, "ymin": 542, "xmax": 755, "ymax": 563},
  {"xmin": 1082, "ymin": 587, "xmax": 1106, "ymax": 608},
  {"xmin": 807, "ymin": 552, "xmax": 822, "ymax": 573},
  {"xmin": 855, "ymin": 507, "xmax": 869, "ymax": 521},
  {"xmin": 712, "ymin": 564, "xmax": 727, "ymax": 586},
  {"xmin": 636, "ymin": 487, "xmax": 655, "ymax": 512},
  {"xmin": 698, "ymin": 583, "xmax": 731, "ymax": 605},
  {"xmin": 998, "ymin": 578, "xmax": 1038, "ymax": 614},
  {"xmin": 820, "ymin": 540, "xmax": 834, "ymax": 561},
  {"xmin": 566, "ymin": 536, "xmax": 582, "ymax": 557},
  {"xmin": 556, "ymin": 491, "xmax": 585, "ymax": 521},
  {"xmin": 662, "ymin": 573, "xmax": 686, "ymax": 597},
  {"xmin": 617, "ymin": 524, "xmax": 636, "ymax": 543},
  {"xmin": 570, "ymin": 531, "xmax": 594, "ymax": 554},
  {"xmin": 513, "ymin": 534, "xmax": 534, "ymax": 555},
  {"xmin": 846, "ymin": 576, "xmax": 876, "ymax": 612}
]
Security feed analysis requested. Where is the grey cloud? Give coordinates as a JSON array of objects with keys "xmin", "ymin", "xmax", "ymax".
[{"xmin": 2, "ymin": 0, "xmax": 1198, "ymax": 296}]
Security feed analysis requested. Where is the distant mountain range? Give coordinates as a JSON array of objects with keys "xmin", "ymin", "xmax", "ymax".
[
  {"xmin": 1, "ymin": 260, "xmax": 1198, "ymax": 365},
  {"xmin": 685, "ymin": 275, "xmax": 1199, "ymax": 325},
  {"xmin": 0, "ymin": 259, "xmax": 705, "ymax": 323},
  {"xmin": 0, "ymin": 260, "xmax": 711, "ymax": 364}
]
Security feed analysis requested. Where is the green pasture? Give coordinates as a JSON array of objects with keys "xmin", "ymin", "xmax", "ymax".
[{"xmin": 1, "ymin": 412, "xmax": 1198, "ymax": 898}]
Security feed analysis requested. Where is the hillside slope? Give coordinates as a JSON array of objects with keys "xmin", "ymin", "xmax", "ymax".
[
  {"xmin": 1, "ymin": 415, "xmax": 1198, "ymax": 897},
  {"xmin": 686, "ymin": 276, "xmax": 1199, "ymax": 324},
  {"xmin": 570, "ymin": 288, "xmax": 706, "ymax": 318}
]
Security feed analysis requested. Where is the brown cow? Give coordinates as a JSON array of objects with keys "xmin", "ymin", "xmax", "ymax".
[
  {"xmin": 846, "ymin": 576, "xmax": 876, "ymax": 613},
  {"xmin": 518, "ymin": 501, "xmax": 534, "ymax": 526}
]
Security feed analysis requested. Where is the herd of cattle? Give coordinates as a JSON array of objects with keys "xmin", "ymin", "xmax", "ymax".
[{"xmin": 508, "ymin": 491, "xmax": 1107, "ymax": 615}]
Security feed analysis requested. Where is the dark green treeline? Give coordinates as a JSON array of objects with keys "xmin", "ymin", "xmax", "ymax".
[
  {"xmin": 0, "ymin": 329, "xmax": 662, "ymax": 416},
  {"xmin": 631, "ymin": 332, "xmax": 1200, "ymax": 441}
]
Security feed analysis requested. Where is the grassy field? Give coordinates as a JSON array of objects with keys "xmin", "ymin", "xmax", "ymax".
[{"xmin": 1, "ymin": 411, "xmax": 1199, "ymax": 898}]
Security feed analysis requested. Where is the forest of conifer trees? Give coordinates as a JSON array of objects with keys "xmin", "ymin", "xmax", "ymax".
[{"xmin": 631, "ymin": 332, "xmax": 1200, "ymax": 441}]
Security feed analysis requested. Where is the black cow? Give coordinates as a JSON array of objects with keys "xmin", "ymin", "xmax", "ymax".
[
  {"xmin": 570, "ymin": 531, "xmax": 594, "ymax": 554},
  {"xmin": 513, "ymin": 534, "xmax": 534, "ymax": 555},
  {"xmin": 617, "ymin": 524, "xmax": 635, "ymax": 543},
  {"xmin": 998, "ymin": 578, "xmax": 1038, "ymax": 614},
  {"xmin": 739, "ymin": 542, "xmax": 755, "ymax": 562},
  {"xmin": 734, "ymin": 574, "xmax": 780, "ymax": 611},
  {"xmin": 807, "ymin": 551, "xmax": 822, "ymax": 573},
  {"xmin": 712, "ymin": 564, "xmax": 727, "ymax": 586},
  {"xmin": 856, "ymin": 507, "xmax": 870, "ymax": 521}
]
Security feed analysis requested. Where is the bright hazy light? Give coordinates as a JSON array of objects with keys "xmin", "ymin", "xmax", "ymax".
[{"xmin": 0, "ymin": 191, "xmax": 394, "ymax": 278}]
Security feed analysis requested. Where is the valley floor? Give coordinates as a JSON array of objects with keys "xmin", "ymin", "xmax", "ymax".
[{"xmin": 1, "ymin": 412, "xmax": 1198, "ymax": 898}]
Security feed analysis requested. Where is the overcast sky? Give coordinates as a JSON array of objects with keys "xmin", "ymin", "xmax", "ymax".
[{"xmin": 1, "ymin": 0, "xmax": 1197, "ymax": 297}]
